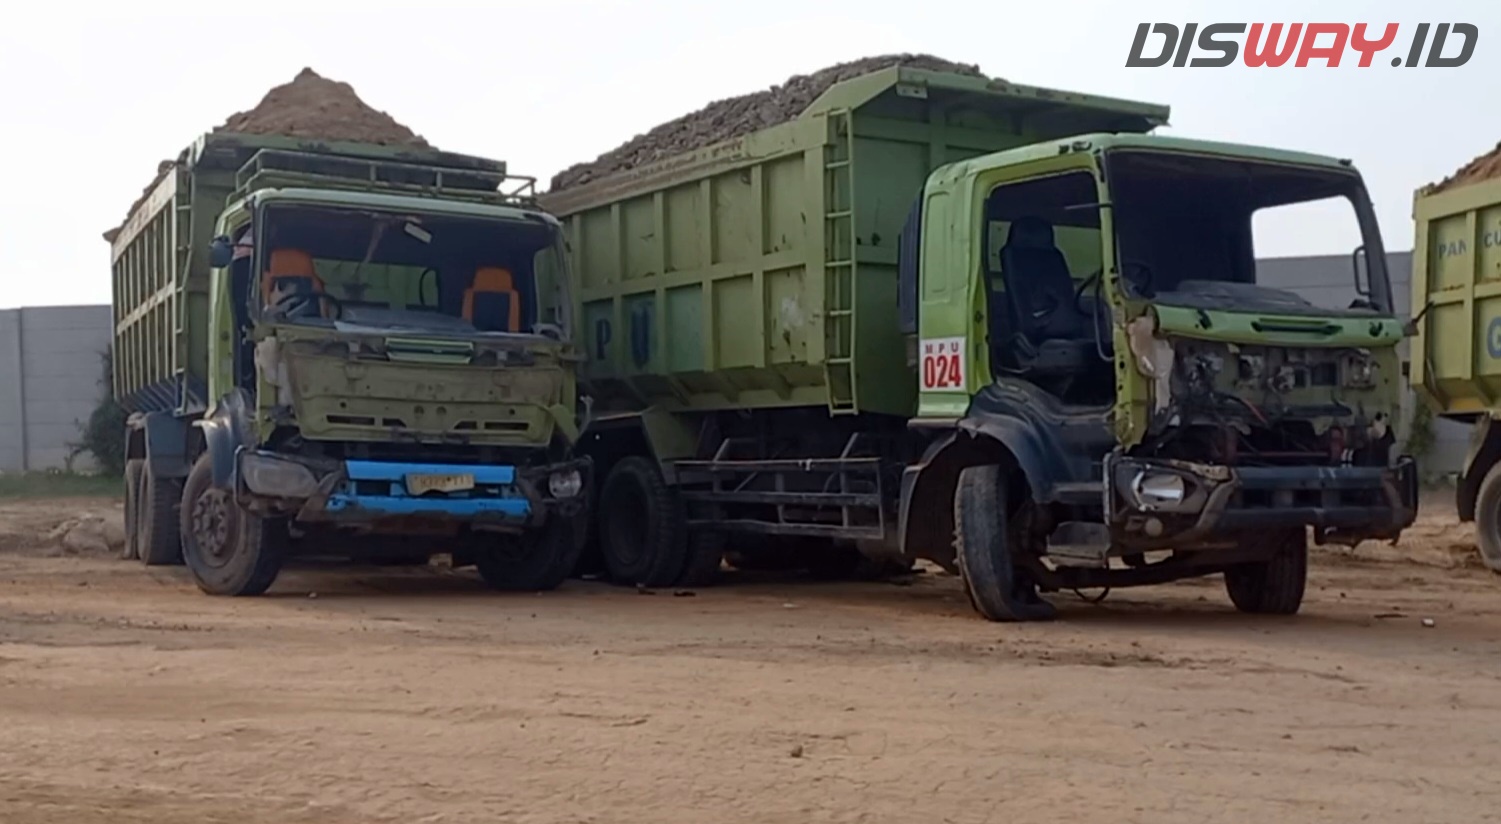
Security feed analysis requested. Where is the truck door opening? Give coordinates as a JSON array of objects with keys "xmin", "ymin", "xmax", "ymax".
[{"xmin": 982, "ymin": 170, "xmax": 1114, "ymax": 405}]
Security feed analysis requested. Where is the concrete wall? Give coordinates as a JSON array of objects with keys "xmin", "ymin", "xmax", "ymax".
[
  {"xmin": 1256, "ymin": 251, "xmax": 1469, "ymax": 476},
  {"xmin": 0, "ymin": 305, "xmax": 115, "ymax": 473}
]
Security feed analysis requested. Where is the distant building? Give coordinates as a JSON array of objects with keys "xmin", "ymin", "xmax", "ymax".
[{"xmin": 0, "ymin": 305, "xmax": 114, "ymax": 472}]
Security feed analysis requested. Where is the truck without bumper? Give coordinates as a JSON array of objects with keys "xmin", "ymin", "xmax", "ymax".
[
  {"xmin": 236, "ymin": 450, "xmax": 591, "ymax": 528},
  {"xmin": 1106, "ymin": 454, "xmax": 1418, "ymax": 549}
]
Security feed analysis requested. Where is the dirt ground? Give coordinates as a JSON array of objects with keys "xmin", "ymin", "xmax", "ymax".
[{"xmin": 1, "ymin": 493, "xmax": 1498, "ymax": 824}]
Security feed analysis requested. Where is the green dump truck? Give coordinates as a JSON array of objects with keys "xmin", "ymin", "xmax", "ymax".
[
  {"xmin": 110, "ymin": 133, "xmax": 588, "ymax": 596},
  {"xmin": 542, "ymin": 65, "xmax": 1418, "ymax": 621},
  {"xmin": 1411, "ymin": 167, "xmax": 1501, "ymax": 572}
]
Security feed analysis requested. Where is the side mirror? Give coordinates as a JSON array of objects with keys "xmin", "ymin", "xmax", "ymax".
[
  {"xmin": 1351, "ymin": 245, "xmax": 1371, "ymax": 297},
  {"xmin": 209, "ymin": 236, "xmax": 234, "ymax": 268}
]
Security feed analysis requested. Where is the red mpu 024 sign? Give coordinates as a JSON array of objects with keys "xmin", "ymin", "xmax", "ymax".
[{"xmin": 920, "ymin": 337, "xmax": 966, "ymax": 391}]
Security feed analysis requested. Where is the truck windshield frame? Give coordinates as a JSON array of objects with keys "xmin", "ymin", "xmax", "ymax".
[
  {"xmin": 245, "ymin": 200, "xmax": 574, "ymax": 341},
  {"xmin": 1103, "ymin": 149, "xmax": 1394, "ymax": 317}
]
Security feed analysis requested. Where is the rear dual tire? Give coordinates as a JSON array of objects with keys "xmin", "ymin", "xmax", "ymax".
[
  {"xmin": 597, "ymin": 457, "xmax": 722, "ymax": 588},
  {"xmin": 122, "ymin": 459, "xmax": 145, "ymax": 561},
  {"xmin": 140, "ymin": 463, "xmax": 185, "ymax": 566}
]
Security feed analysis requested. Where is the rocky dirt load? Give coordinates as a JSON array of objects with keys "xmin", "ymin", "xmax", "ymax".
[
  {"xmin": 1425, "ymin": 139, "xmax": 1501, "ymax": 194},
  {"xmin": 548, "ymin": 54, "xmax": 987, "ymax": 192},
  {"xmin": 104, "ymin": 68, "xmax": 430, "ymax": 243}
]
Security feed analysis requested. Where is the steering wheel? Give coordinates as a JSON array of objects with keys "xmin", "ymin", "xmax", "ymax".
[
  {"xmin": 275, "ymin": 290, "xmax": 345, "ymax": 320},
  {"xmin": 416, "ymin": 267, "xmax": 440, "ymax": 309},
  {"xmin": 531, "ymin": 322, "xmax": 565, "ymax": 341}
]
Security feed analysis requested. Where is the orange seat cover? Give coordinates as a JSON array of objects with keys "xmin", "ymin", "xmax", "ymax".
[{"xmin": 462, "ymin": 267, "xmax": 521, "ymax": 331}]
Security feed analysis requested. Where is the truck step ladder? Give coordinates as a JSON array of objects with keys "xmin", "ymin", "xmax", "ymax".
[{"xmin": 823, "ymin": 108, "xmax": 858, "ymax": 415}]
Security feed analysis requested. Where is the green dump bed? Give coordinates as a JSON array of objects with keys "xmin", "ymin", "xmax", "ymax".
[
  {"xmin": 541, "ymin": 67, "xmax": 1169, "ymax": 417},
  {"xmin": 108, "ymin": 133, "xmax": 526, "ymax": 415},
  {"xmin": 1410, "ymin": 176, "xmax": 1501, "ymax": 418}
]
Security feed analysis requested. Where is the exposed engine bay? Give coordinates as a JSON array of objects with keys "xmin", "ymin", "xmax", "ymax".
[{"xmin": 1126, "ymin": 318, "xmax": 1396, "ymax": 470}]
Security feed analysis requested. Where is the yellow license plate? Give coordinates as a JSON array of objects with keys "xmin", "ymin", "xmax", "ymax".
[{"xmin": 406, "ymin": 473, "xmax": 475, "ymax": 495}]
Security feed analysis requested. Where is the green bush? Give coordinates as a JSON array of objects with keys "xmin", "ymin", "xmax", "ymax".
[
  {"xmin": 74, "ymin": 348, "xmax": 127, "ymax": 477},
  {"xmin": 1404, "ymin": 396, "xmax": 1435, "ymax": 460}
]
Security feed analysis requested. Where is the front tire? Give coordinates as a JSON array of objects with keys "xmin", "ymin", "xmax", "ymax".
[
  {"xmin": 597, "ymin": 457, "xmax": 687, "ymax": 587},
  {"xmin": 179, "ymin": 453, "xmax": 286, "ymax": 596},
  {"xmin": 953, "ymin": 464, "xmax": 1056, "ymax": 622},
  {"xmin": 474, "ymin": 514, "xmax": 583, "ymax": 592},
  {"xmin": 1473, "ymin": 461, "xmax": 1501, "ymax": 573},
  {"xmin": 1224, "ymin": 528, "xmax": 1307, "ymax": 615}
]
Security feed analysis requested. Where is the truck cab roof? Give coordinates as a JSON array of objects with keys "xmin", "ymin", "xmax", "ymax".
[{"xmin": 933, "ymin": 132, "xmax": 1359, "ymax": 186}]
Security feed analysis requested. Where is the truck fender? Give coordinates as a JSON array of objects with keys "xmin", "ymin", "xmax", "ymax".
[
  {"xmin": 195, "ymin": 390, "xmax": 256, "ymax": 491},
  {"xmin": 897, "ymin": 422, "xmax": 1041, "ymax": 572},
  {"xmin": 576, "ymin": 406, "xmax": 698, "ymax": 482},
  {"xmin": 955, "ymin": 415, "xmax": 1059, "ymax": 503},
  {"xmin": 129, "ymin": 411, "xmax": 191, "ymax": 480}
]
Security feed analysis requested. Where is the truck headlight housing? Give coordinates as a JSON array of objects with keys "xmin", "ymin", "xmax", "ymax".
[
  {"xmin": 548, "ymin": 469, "xmax": 583, "ymax": 499},
  {"xmin": 240, "ymin": 453, "xmax": 319, "ymax": 499},
  {"xmin": 1130, "ymin": 471, "xmax": 1186, "ymax": 508}
]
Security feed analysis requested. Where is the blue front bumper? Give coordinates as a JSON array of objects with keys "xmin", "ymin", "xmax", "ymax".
[{"xmin": 324, "ymin": 460, "xmax": 534, "ymax": 519}]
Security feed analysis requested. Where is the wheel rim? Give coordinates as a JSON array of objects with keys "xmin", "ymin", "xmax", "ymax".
[
  {"xmin": 191, "ymin": 488, "xmax": 236, "ymax": 570},
  {"xmin": 605, "ymin": 479, "xmax": 649, "ymax": 566}
]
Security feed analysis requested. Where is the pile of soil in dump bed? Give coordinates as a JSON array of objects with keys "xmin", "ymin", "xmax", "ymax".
[
  {"xmin": 547, "ymin": 54, "xmax": 989, "ymax": 192},
  {"xmin": 104, "ymin": 68, "xmax": 431, "ymax": 243},
  {"xmin": 1426, "ymin": 140, "xmax": 1501, "ymax": 195}
]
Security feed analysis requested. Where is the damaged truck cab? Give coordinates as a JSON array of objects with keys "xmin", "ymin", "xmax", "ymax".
[
  {"xmin": 547, "ymin": 66, "xmax": 1414, "ymax": 622},
  {"xmin": 113, "ymin": 134, "xmax": 587, "ymax": 596},
  {"xmin": 903, "ymin": 133, "xmax": 1418, "ymax": 619}
]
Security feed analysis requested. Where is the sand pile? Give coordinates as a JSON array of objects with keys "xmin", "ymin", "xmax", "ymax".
[
  {"xmin": 104, "ymin": 68, "xmax": 430, "ymax": 242},
  {"xmin": 1426, "ymin": 141, "xmax": 1501, "ymax": 195},
  {"xmin": 548, "ymin": 54, "xmax": 987, "ymax": 192}
]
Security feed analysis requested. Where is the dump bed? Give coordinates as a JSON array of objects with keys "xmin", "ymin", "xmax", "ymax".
[
  {"xmin": 541, "ymin": 67, "xmax": 1170, "ymax": 417},
  {"xmin": 1410, "ymin": 177, "xmax": 1501, "ymax": 418},
  {"xmin": 109, "ymin": 133, "xmax": 529, "ymax": 415}
]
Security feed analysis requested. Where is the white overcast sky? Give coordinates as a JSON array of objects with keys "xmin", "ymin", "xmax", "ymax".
[{"xmin": 0, "ymin": 0, "xmax": 1495, "ymax": 309}]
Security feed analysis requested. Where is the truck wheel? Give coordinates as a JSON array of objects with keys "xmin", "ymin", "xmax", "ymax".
[
  {"xmin": 598, "ymin": 457, "xmax": 688, "ymax": 587},
  {"xmin": 139, "ymin": 463, "xmax": 184, "ymax": 566},
  {"xmin": 676, "ymin": 530, "xmax": 725, "ymax": 588},
  {"xmin": 1224, "ymin": 528, "xmax": 1307, "ymax": 615},
  {"xmin": 953, "ymin": 464, "xmax": 1056, "ymax": 622},
  {"xmin": 179, "ymin": 453, "xmax": 287, "ymax": 596},
  {"xmin": 474, "ymin": 515, "xmax": 583, "ymax": 592},
  {"xmin": 1473, "ymin": 462, "xmax": 1501, "ymax": 572},
  {"xmin": 122, "ymin": 459, "xmax": 144, "ymax": 560}
]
